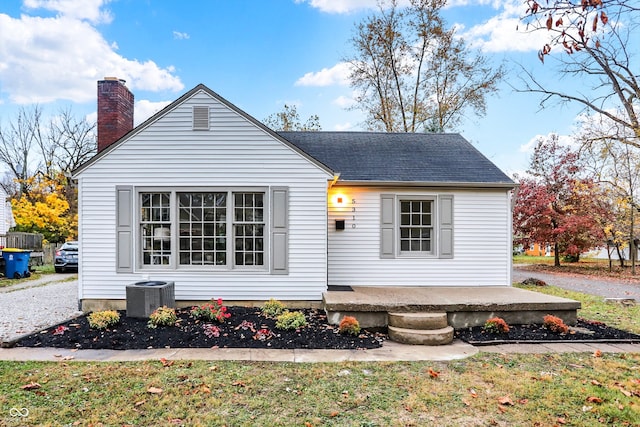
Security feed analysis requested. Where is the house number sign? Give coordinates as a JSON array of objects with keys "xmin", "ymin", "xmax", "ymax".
[{"xmin": 351, "ymin": 198, "xmax": 357, "ymax": 228}]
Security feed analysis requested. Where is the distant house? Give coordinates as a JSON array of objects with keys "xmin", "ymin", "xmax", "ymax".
[
  {"xmin": 0, "ymin": 188, "xmax": 15, "ymax": 237},
  {"xmin": 73, "ymin": 79, "xmax": 516, "ymax": 310}
]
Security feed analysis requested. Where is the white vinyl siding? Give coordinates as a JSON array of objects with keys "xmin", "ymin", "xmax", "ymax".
[
  {"xmin": 77, "ymin": 89, "xmax": 332, "ymax": 302},
  {"xmin": 328, "ymin": 186, "xmax": 511, "ymax": 287}
]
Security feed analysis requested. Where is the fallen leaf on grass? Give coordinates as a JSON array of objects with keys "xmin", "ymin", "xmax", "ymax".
[
  {"xmin": 498, "ymin": 396, "xmax": 514, "ymax": 406},
  {"xmin": 160, "ymin": 358, "xmax": 174, "ymax": 367},
  {"xmin": 557, "ymin": 417, "xmax": 567, "ymax": 424},
  {"xmin": 147, "ymin": 386, "xmax": 163, "ymax": 394},
  {"xmin": 591, "ymin": 379, "xmax": 601, "ymax": 386},
  {"xmin": 134, "ymin": 400, "xmax": 146, "ymax": 407},
  {"xmin": 497, "ymin": 404, "xmax": 507, "ymax": 413},
  {"xmin": 593, "ymin": 349, "xmax": 603, "ymax": 358},
  {"xmin": 329, "ymin": 411, "xmax": 339, "ymax": 417},
  {"xmin": 586, "ymin": 396, "xmax": 603, "ymax": 403},
  {"xmin": 469, "ymin": 388, "xmax": 478, "ymax": 398},
  {"xmin": 427, "ymin": 367, "xmax": 439, "ymax": 379},
  {"xmin": 21, "ymin": 382, "xmax": 41, "ymax": 390},
  {"xmin": 232, "ymin": 381, "xmax": 246, "ymax": 387}
]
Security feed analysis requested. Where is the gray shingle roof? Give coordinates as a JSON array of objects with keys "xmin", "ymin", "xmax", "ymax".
[{"xmin": 278, "ymin": 131, "xmax": 514, "ymax": 186}]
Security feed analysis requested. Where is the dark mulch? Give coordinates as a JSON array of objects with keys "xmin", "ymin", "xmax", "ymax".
[
  {"xmin": 14, "ymin": 307, "xmax": 385, "ymax": 350},
  {"xmin": 455, "ymin": 318, "xmax": 640, "ymax": 345}
]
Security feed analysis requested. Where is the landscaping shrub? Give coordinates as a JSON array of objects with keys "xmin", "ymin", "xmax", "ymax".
[
  {"xmin": 338, "ymin": 316, "xmax": 361, "ymax": 336},
  {"xmin": 543, "ymin": 314, "xmax": 569, "ymax": 334},
  {"xmin": 483, "ymin": 317, "xmax": 510, "ymax": 334},
  {"xmin": 191, "ymin": 298, "xmax": 231, "ymax": 323},
  {"xmin": 148, "ymin": 306, "xmax": 178, "ymax": 328},
  {"xmin": 88, "ymin": 310, "xmax": 120, "ymax": 330},
  {"xmin": 275, "ymin": 310, "xmax": 307, "ymax": 330},
  {"xmin": 261, "ymin": 298, "xmax": 286, "ymax": 318}
]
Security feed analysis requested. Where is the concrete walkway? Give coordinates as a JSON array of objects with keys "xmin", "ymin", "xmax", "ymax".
[{"xmin": 1, "ymin": 341, "xmax": 639, "ymax": 363}]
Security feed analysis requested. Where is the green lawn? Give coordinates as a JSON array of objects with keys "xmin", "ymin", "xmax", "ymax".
[{"xmin": 2, "ymin": 283, "xmax": 640, "ymax": 426}]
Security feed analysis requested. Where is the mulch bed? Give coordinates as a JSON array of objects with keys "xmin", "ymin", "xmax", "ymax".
[
  {"xmin": 455, "ymin": 318, "xmax": 640, "ymax": 345},
  {"xmin": 14, "ymin": 307, "xmax": 385, "ymax": 350}
]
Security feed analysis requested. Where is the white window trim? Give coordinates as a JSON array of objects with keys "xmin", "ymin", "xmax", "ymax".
[
  {"xmin": 397, "ymin": 195, "xmax": 437, "ymax": 258},
  {"xmin": 136, "ymin": 187, "xmax": 269, "ymax": 272}
]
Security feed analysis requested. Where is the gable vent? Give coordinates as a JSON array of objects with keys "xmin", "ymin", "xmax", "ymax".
[{"xmin": 193, "ymin": 106, "xmax": 210, "ymax": 130}]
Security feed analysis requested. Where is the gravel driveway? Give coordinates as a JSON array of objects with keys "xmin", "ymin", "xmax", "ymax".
[
  {"xmin": 513, "ymin": 265, "xmax": 640, "ymax": 301},
  {"xmin": 0, "ymin": 274, "xmax": 82, "ymax": 344}
]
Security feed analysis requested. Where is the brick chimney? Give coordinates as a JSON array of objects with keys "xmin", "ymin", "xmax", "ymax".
[{"xmin": 97, "ymin": 77, "xmax": 134, "ymax": 152}]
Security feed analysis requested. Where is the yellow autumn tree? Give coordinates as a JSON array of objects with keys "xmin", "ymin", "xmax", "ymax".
[{"xmin": 11, "ymin": 173, "xmax": 75, "ymax": 242}]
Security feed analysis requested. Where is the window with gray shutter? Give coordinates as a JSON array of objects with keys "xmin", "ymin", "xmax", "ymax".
[
  {"xmin": 380, "ymin": 193, "xmax": 454, "ymax": 259},
  {"xmin": 116, "ymin": 186, "xmax": 133, "ymax": 272},
  {"xmin": 438, "ymin": 194, "xmax": 454, "ymax": 258},
  {"xmin": 193, "ymin": 106, "xmax": 210, "ymax": 130},
  {"xmin": 270, "ymin": 187, "xmax": 288, "ymax": 274},
  {"xmin": 380, "ymin": 194, "xmax": 395, "ymax": 258}
]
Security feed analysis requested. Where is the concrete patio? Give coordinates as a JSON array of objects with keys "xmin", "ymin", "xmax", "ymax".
[{"xmin": 323, "ymin": 286, "xmax": 581, "ymax": 329}]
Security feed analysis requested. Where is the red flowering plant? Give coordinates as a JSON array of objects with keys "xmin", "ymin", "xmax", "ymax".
[
  {"xmin": 483, "ymin": 317, "xmax": 510, "ymax": 334},
  {"xmin": 543, "ymin": 314, "xmax": 569, "ymax": 334},
  {"xmin": 191, "ymin": 298, "xmax": 231, "ymax": 323}
]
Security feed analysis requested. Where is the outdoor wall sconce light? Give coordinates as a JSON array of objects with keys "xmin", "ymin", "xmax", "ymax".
[
  {"xmin": 335, "ymin": 219, "xmax": 345, "ymax": 230},
  {"xmin": 332, "ymin": 193, "xmax": 348, "ymax": 207}
]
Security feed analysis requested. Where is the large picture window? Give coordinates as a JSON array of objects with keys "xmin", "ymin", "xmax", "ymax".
[{"xmin": 139, "ymin": 189, "xmax": 266, "ymax": 269}]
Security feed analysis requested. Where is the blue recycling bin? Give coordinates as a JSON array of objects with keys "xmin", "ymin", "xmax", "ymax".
[{"xmin": 2, "ymin": 248, "xmax": 31, "ymax": 279}]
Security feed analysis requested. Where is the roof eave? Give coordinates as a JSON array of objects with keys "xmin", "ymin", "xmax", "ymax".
[{"xmin": 333, "ymin": 180, "xmax": 517, "ymax": 189}]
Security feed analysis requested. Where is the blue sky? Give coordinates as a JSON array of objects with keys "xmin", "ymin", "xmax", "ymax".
[{"xmin": 0, "ymin": 0, "xmax": 605, "ymax": 175}]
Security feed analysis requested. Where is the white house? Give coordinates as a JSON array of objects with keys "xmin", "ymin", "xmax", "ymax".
[{"xmin": 74, "ymin": 79, "xmax": 515, "ymax": 311}]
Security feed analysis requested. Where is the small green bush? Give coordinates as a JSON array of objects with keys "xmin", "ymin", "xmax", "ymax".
[
  {"xmin": 261, "ymin": 298, "xmax": 286, "ymax": 318},
  {"xmin": 88, "ymin": 310, "xmax": 120, "ymax": 330},
  {"xmin": 338, "ymin": 316, "xmax": 361, "ymax": 336},
  {"xmin": 275, "ymin": 310, "xmax": 307, "ymax": 330},
  {"xmin": 148, "ymin": 306, "xmax": 178, "ymax": 328}
]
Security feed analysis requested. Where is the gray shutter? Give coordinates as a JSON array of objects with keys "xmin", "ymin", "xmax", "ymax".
[
  {"xmin": 438, "ymin": 194, "xmax": 453, "ymax": 259},
  {"xmin": 271, "ymin": 187, "xmax": 288, "ymax": 274},
  {"xmin": 116, "ymin": 186, "xmax": 134, "ymax": 272},
  {"xmin": 380, "ymin": 194, "xmax": 395, "ymax": 258}
]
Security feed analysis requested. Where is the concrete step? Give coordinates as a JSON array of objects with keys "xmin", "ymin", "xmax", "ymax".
[
  {"xmin": 388, "ymin": 325, "xmax": 454, "ymax": 346},
  {"xmin": 388, "ymin": 312, "xmax": 448, "ymax": 330}
]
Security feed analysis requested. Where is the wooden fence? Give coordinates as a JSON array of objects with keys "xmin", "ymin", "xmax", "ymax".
[{"xmin": 0, "ymin": 232, "xmax": 50, "ymax": 265}]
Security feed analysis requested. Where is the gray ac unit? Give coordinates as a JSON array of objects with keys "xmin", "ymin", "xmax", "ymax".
[{"xmin": 126, "ymin": 281, "xmax": 175, "ymax": 318}]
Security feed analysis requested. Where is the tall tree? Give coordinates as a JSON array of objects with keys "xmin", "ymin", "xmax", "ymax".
[
  {"xmin": 513, "ymin": 134, "xmax": 606, "ymax": 266},
  {"xmin": 519, "ymin": 0, "xmax": 640, "ymax": 149},
  {"xmin": 263, "ymin": 104, "xmax": 321, "ymax": 131},
  {"xmin": 580, "ymin": 117, "xmax": 640, "ymax": 268},
  {"xmin": 0, "ymin": 106, "xmax": 96, "ymax": 241},
  {"xmin": 345, "ymin": 0, "xmax": 504, "ymax": 132}
]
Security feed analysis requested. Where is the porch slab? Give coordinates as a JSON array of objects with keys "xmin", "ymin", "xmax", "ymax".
[{"xmin": 323, "ymin": 286, "xmax": 581, "ymax": 329}]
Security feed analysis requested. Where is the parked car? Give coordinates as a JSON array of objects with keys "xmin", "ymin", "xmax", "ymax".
[{"xmin": 54, "ymin": 241, "xmax": 78, "ymax": 273}]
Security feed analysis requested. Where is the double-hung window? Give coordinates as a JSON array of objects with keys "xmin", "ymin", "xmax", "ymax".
[
  {"xmin": 380, "ymin": 194, "xmax": 453, "ymax": 259},
  {"xmin": 138, "ymin": 189, "xmax": 266, "ymax": 269},
  {"xmin": 399, "ymin": 199, "xmax": 434, "ymax": 255}
]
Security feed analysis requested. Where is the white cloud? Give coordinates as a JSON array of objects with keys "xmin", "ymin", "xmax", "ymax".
[
  {"xmin": 519, "ymin": 132, "xmax": 576, "ymax": 154},
  {"xmin": 296, "ymin": 0, "xmax": 380, "ymax": 13},
  {"xmin": 134, "ymin": 100, "xmax": 172, "ymax": 125},
  {"xmin": 24, "ymin": 0, "xmax": 113, "ymax": 24},
  {"xmin": 333, "ymin": 94, "xmax": 355, "ymax": 108},
  {"xmin": 295, "ymin": 62, "xmax": 351, "ymax": 87},
  {"xmin": 172, "ymin": 31, "xmax": 190, "ymax": 40},
  {"xmin": 334, "ymin": 122, "xmax": 353, "ymax": 131},
  {"xmin": 0, "ymin": 3, "xmax": 183, "ymax": 105}
]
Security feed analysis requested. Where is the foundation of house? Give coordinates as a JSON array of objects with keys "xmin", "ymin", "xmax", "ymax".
[{"xmin": 323, "ymin": 286, "xmax": 581, "ymax": 329}]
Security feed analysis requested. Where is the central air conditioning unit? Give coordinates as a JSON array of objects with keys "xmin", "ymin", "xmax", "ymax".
[{"xmin": 126, "ymin": 281, "xmax": 175, "ymax": 318}]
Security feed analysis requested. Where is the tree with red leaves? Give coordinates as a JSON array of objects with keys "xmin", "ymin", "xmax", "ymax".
[{"xmin": 513, "ymin": 134, "xmax": 608, "ymax": 266}]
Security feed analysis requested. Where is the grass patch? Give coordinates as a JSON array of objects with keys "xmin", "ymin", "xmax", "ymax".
[
  {"xmin": 1, "ymin": 355, "xmax": 638, "ymax": 426},
  {"xmin": 516, "ymin": 283, "xmax": 640, "ymax": 335}
]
